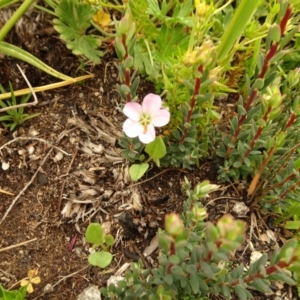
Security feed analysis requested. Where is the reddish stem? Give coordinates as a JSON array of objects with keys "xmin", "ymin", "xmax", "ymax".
[
  {"xmin": 280, "ymin": 5, "xmax": 292, "ymax": 36},
  {"xmin": 226, "ymin": 5, "xmax": 292, "ymax": 158},
  {"xmin": 280, "ymin": 177, "xmax": 300, "ymax": 199},
  {"xmin": 285, "ymin": 112, "xmax": 296, "ymax": 130},
  {"xmin": 241, "ymin": 106, "xmax": 271, "ymax": 162},
  {"xmin": 122, "ymin": 34, "xmax": 128, "ymax": 59},
  {"xmin": 166, "ymin": 240, "xmax": 176, "ymax": 274},
  {"xmin": 179, "ymin": 64, "xmax": 203, "ymax": 144},
  {"xmin": 229, "ymin": 258, "xmax": 295, "ymax": 287}
]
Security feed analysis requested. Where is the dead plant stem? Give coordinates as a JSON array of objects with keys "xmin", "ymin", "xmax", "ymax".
[{"xmin": 0, "ymin": 238, "xmax": 37, "ymax": 253}]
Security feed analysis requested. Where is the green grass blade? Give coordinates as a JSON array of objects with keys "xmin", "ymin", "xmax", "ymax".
[
  {"xmin": 217, "ymin": 0, "xmax": 260, "ymax": 61},
  {"xmin": 20, "ymin": 93, "xmax": 32, "ymax": 104},
  {"xmin": 21, "ymin": 113, "xmax": 40, "ymax": 122},
  {"xmin": 0, "ymin": 0, "xmax": 35, "ymax": 41},
  {"xmin": 0, "ymin": 0, "xmax": 20, "ymax": 10},
  {"xmin": 8, "ymin": 82, "xmax": 17, "ymax": 105},
  {"xmin": 0, "ymin": 115, "xmax": 13, "ymax": 121},
  {"xmin": 0, "ymin": 41, "xmax": 73, "ymax": 81}
]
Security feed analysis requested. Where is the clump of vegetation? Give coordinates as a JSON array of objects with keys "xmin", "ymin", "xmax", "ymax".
[
  {"xmin": 2, "ymin": 0, "xmax": 300, "ymax": 299},
  {"xmin": 0, "ymin": 83, "xmax": 40, "ymax": 131},
  {"xmin": 100, "ymin": 180, "xmax": 300, "ymax": 299}
]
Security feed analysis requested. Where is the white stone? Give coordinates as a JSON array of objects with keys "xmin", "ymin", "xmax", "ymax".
[
  {"xmin": 77, "ymin": 285, "xmax": 101, "ymax": 300},
  {"xmin": 1, "ymin": 161, "xmax": 9, "ymax": 170}
]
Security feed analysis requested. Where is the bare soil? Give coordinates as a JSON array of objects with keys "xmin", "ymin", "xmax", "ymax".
[{"xmin": 0, "ymin": 4, "xmax": 298, "ymax": 300}]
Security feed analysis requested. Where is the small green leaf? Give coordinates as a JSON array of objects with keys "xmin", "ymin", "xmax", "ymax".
[
  {"xmin": 233, "ymin": 161, "xmax": 242, "ymax": 168},
  {"xmin": 190, "ymin": 273, "xmax": 199, "ymax": 294},
  {"xmin": 221, "ymin": 285, "xmax": 230, "ymax": 298},
  {"xmin": 105, "ymin": 234, "xmax": 115, "ymax": 247},
  {"xmin": 85, "ymin": 223, "xmax": 104, "ymax": 245},
  {"xmin": 234, "ymin": 285, "xmax": 247, "ymax": 300},
  {"xmin": 129, "ymin": 163, "xmax": 149, "ymax": 182},
  {"xmin": 169, "ymin": 255, "xmax": 180, "ymax": 265},
  {"xmin": 200, "ymin": 261, "xmax": 215, "ymax": 279},
  {"xmin": 285, "ymin": 221, "xmax": 300, "ymax": 230},
  {"xmin": 198, "ymin": 278, "xmax": 208, "ymax": 291},
  {"xmin": 145, "ymin": 136, "xmax": 167, "ymax": 160},
  {"xmin": 249, "ymin": 278, "xmax": 272, "ymax": 293},
  {"xmin": 268, "ymin": 272, "xmax": 295, "ymax": 285},
  {"xmin": 88, "ymin": 251, "xmax": 113, "ymax": 268}
]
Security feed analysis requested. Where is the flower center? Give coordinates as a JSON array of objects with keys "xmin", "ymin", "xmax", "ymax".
[{"xmin": 140, "ymin": 114, "xmax": 152, "ymax": 133}]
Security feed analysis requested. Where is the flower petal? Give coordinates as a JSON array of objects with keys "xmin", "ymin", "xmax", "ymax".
[
  {"xmin": 139, "ymin": 124, "xmax": 156, "ymax": 144},
  {"xmin": 123, "ymin": 102, "xmax": 142, "ymax": 121},
  {"xmin": 20, "ymin": 279, "xmax": 29, "ymax": 287},
  {"xmin": 123, "ymin": 119, "xmax": 144, "ymax": 138},
  {"xmin": 27, "ymin": 283, "xmax": 34, "ymax": 294},
  {"xmin": 31, "ymin": 277, "xmax": 41, "ymax": 284},
  {"xmin": 152, "ymin": 109, "xmax": 170, "ymax": 127},
  {"xmin": 142, "ymin": 93, "xmax": 162, "ymax": 115}
]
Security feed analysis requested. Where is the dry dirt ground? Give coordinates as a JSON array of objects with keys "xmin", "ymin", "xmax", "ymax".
[{"xmin": 0, "ymin": 4, "xmax": 298, "ymax": 300}]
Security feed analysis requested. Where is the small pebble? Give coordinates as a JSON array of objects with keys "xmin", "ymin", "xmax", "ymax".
[
  {"xmin": 37, "ymin": 172, "xmax": 48, "ymax": 186},
  {"xmin": 1, "ymin": 161, "xmax": 9, "ymax": 170}
]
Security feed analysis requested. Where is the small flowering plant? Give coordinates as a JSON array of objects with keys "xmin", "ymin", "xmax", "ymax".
[
  {"xmin": 20, "ymin": 268, "xmax": 41, "ymax": 294},
  {"xmin": 0, "ymin": 269, "xmax": 40, "ymax": 300},
  {"xmin": 120, "ymin": 93, "xmax": 170, "ymax": 181},
  {"xmin": 123, "ymin": 93, "xmax": 170, "ymax": 144}
]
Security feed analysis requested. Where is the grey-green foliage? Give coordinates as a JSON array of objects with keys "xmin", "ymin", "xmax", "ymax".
[{"xmin": 100, "ymin": 179, "xmax": 300, "ymax": 300}]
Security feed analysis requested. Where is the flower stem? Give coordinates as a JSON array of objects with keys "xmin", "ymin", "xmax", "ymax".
[{"xmin": 179, "ymin": 64, "xmax": 203, "ymax": 144}]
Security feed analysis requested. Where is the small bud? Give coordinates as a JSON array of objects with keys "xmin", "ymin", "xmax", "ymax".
[
  {"xmin": 195, "ymin": 180, "xmax": 219, "ymax": 198},
  {"xmin": 287, "ymin": 68, "xmax": 300, "ymax": 88},
  {"xmin": 182, "ymin": 41, "xmax": 214, "ymax": 67},
  {"xmin": 262, "ymin": 86, "xmax": 282, "ymax": 109},
  {"xmin": 217, "ymin": 215, "xmax": 245, "ymax": 241},
  {"xmin": 191, "ymin": 205, "xmax": 207, "ymax": 222},
  {"xmin": 115, "ymin": 37, "xmax": 126, "ymax": 59},
  {"xmin": 118, "ymin": 15, "xmax": 132, "ymax": 35},
  {"xmin": 165, "ymin": 213, "xmax": 184, "ymax": 237},
  {"xmin": 195, "ymin": 0, "xmax": 210, "ymax": 17}
]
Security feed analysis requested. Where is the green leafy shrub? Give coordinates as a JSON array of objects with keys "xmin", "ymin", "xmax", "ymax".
[{"xmin": 100, "ymin": 180, "xmax": 300, "ymax": 299}]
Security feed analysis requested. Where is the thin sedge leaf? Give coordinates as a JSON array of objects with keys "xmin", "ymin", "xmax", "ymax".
[
  {"xmin": 217, "ymin": 0, "xmax": 260, "ymax": 61},
  {"xmin": 21, "ymin": 113, "xmax": 40, "ymax": 122},
  {"xmin": 0, "ymin": 116, "xmax": 13, "ymax": 121},
  {"xmin": 0, "ymin": 100, "xmax": 8, "ymax": 108},
  {"xmin": 10, "ymin": 123, "xmax": 17, "ymax": 131},
  {"xmin": 20, "ymin": 93, "xmax": 32, "ymax": 104},
  {"xmin": 9, "ymin": 82, "xmax": 17, "ymax": 105},
  {"xmin": 0, "ymin": 41, "xmax": 72, "ymax": 81}
]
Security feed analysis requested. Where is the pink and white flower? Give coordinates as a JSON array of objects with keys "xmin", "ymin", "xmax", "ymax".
[{"xmin": 123, "ymin": 93, "xmax": 170, "ymax": 144}]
